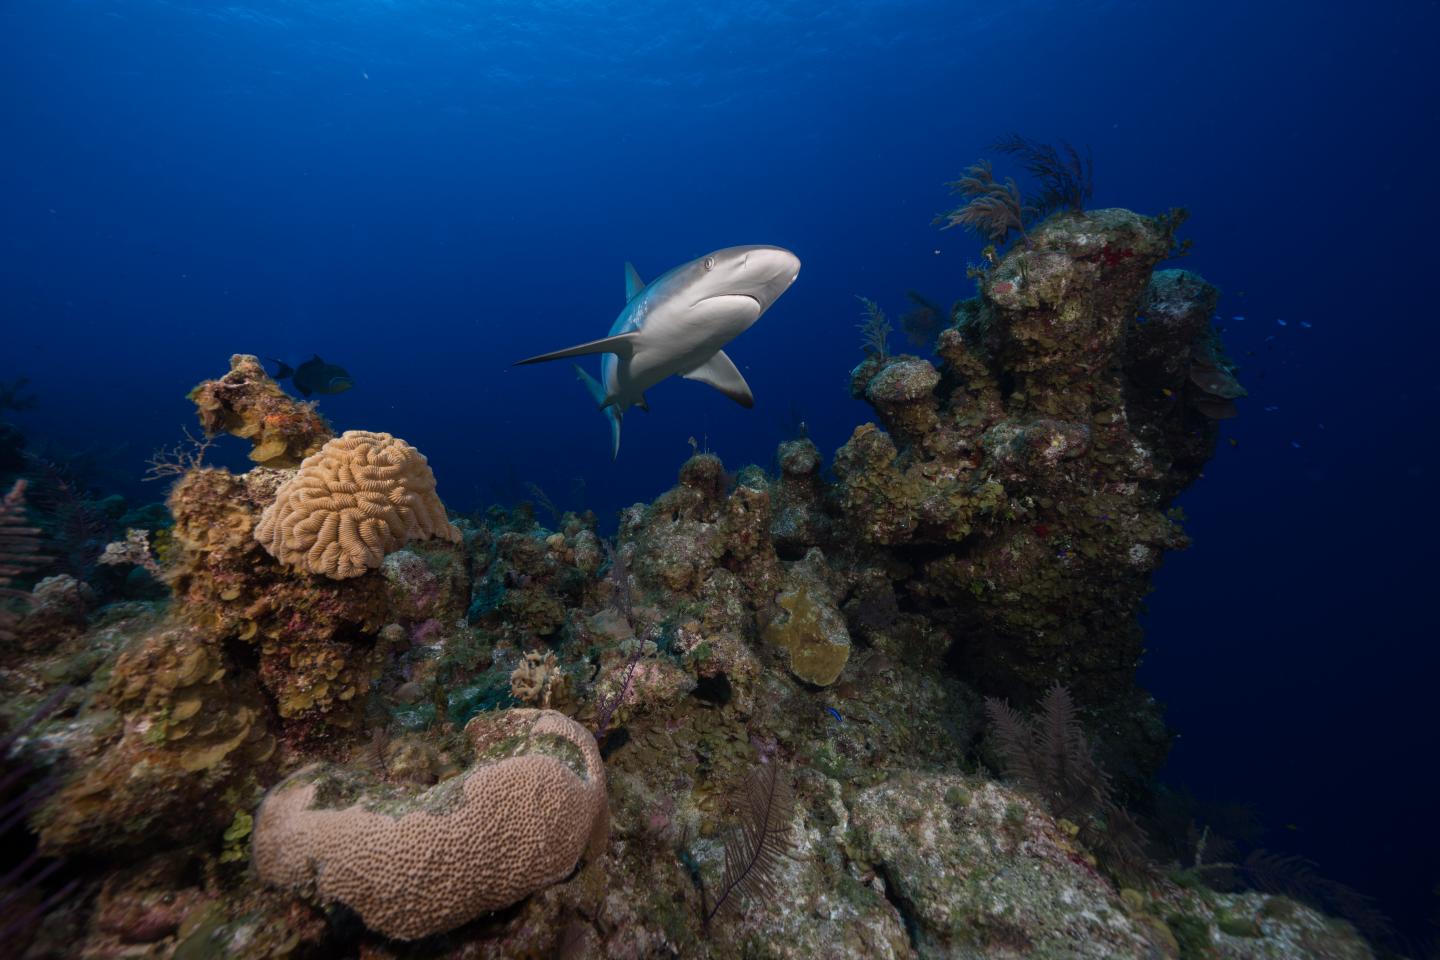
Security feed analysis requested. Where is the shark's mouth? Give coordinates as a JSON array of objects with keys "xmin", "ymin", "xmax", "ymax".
[{"xmin": 694, "ymin": 293, "xmax": 763, "ymax": 310}]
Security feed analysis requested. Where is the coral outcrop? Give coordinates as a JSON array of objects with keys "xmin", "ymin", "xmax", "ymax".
[
  {"xmin": 253, "ymin": 708, "xmax": 607, "ymax": 941},
  {"xmin": 37, "ymin": 623, "xmax": 273, "ymax": 854},
  {"xmin": 825, "ymin": 210, "xmax": 1238, "ymax": 788},
  {"xmin": 255, "ymin": 429, "xmax": 461, "ymax": 580},
  {"xmin": 167, "ymin": 466, "xmax": 394, "ymax": 726},
  {"xmin": 187, "ymin": 353, "xmax": 333, "ymax": 467}
]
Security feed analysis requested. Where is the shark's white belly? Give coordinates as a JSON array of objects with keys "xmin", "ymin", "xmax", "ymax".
[{"xmin": 606, "ymin": 294, "xmax": 760, "ymax": 407}]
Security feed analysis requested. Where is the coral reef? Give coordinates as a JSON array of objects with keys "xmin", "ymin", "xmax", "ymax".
[
  {"xmin": 2, "ymin": 199, "xmax": 1368, "ymax": 960},
  {"xmin": 167, "ymin": 466, "xmax": 395, "ymax": 727},
  {"xmin": 252, "ymin": 708, "xmax": 607, "ymax": 941},
  {"xmin": 36, "ymin": 622, "xmax": 273, "ymax": 855},
  {"xmin": 825, "ymin": 209, "xmax": 1221, "ymax": 793},
  {"xmin": 187, "ymin": 353, "xmax": 333, "ymax": 467}
]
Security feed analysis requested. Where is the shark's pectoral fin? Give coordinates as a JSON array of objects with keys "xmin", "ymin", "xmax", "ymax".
[
  {"xmin": 574, "ymin": 364, "xmax": 607, "ymax": 407},
  {"xmin": 514, "ymin": 332, "xmax": 639, "ymax": 366},
  {"xmin": 624, "ymin": 262, "xmax": 645, "ymax": 302},
  {"xmin": 681, "ymin": 350, "xmax": 754, "ymax": 408}
]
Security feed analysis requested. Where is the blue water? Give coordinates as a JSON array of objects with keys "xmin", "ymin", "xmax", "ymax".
[{"xmin": 3, "ymin": 0, "xmax": 1436, "ymax": 943}]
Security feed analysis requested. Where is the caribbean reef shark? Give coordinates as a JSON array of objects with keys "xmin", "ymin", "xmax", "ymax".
[{"xmin": 514, "ymin": 245, "xmax": 801, "ymax": 457}]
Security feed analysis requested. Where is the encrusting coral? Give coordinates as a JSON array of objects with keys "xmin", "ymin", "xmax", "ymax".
[
  {"xmin": 255, "ymin": 429, "xmax": 461, "ymax": 579},
  {"xmin": 187, "ymin": 353, "xmax": 333, "ymax": 467},
  {"xmin": 252, "ymin": 708, "xmax": 607, "ymax": 941}
]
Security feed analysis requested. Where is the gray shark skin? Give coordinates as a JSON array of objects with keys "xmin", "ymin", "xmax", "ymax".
[{"xmin": 514, "ymin": 244, "xmax": 801, "ymax": 457}]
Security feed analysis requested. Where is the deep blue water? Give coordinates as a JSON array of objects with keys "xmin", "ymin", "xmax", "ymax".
[{"xmin": 3, "ymin": 0, "xmax": 1437, "ymax": 945}]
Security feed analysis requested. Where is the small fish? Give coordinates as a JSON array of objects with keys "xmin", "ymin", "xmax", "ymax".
[
  {"xmin": 270, "ymin": 355, "xmax": 354, "ymax": 397},
  {"xmin": 1232, "ymin": 315, "xmax": 1246, "ymax": 321},
  {"xmin": 1264, "ymin": 405, "xmax": 1280, "ymax": 412},
  {"xmin": 824, "ymin": 706, "xmax": 843, "ymax": 723},
  {"xmin": 1228, "ymin": 437, "xmax": 1239, "ymax": 447},
  {"xmin": 1161, "ymin": 388, "xmax": 1174, "ymax": 398},
  {"xmin": 1276, "ymin": 318, "xmax": 1287, "ymax": 326},
  {"xmin": 1291, "ymin": 440, "xmax": 1302, "ymax": 448},
  {"xmin": 1300, "ymin": 320, "xmax": 1312, "ymax": 328}
]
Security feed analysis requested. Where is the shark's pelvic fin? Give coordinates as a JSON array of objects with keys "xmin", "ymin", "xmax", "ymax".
[
  {"xmin": 624, "ymin": 262, "xmax": 645, "ymax": 302},
  {"xmin": 575, "ymin": 364, "xmax": 623, "ymax": 458},
  {"xmin": 574, "ymin": 364, "xmax": 607, "ymax": 407},
  {"xmin": 636, "ymin": 393, "xmax": 650, "ymax": 413},
  {"xmin": 514, "ymin": 332, "xmax": 639, "ymax": 366},
  {"xmin": 681, "ymin": 350, "xmax": 754, "ymax": 408}
]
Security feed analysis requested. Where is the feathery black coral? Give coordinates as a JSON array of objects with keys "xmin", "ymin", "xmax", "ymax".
[
  {"xmin": 855, "ymin": 296, "xmax": 892, "ymax": 360},
  {"xmin": 703, "ymin": 761, "xmax": 794, "ymax": 931},
  {"xmin": 936, "ymin": 159, "xmax": 1031, "ymax": 247},
  {"xmin": 985, "ymin": 684, "xmax": 1146, "ymax": 871},
  {"xmin": 993, "ymin": 133, "xmax": 1093, "ymax": 216}
]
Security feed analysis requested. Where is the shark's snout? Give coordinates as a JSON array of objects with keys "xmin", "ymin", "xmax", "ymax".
[{"xmin": 727, "ymin": 245, "xmax": 800, "ymax": 311}]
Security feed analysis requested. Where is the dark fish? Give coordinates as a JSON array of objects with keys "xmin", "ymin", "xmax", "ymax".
[{"xmin": 270, "ymin": 355, "xmax": 354, "ymax": 397}]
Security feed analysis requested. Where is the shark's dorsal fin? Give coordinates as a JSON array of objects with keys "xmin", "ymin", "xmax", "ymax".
[
  {"xmin": 624, "ymin": 262, "xmax": 645, "ymax": 303},
  {"xmin": 514, "ymin": 332, "xmax": 639, "ymax": 366},
  {"xmin": 681, "ymin": 350, "xmax": 754, "ymax": 408}
]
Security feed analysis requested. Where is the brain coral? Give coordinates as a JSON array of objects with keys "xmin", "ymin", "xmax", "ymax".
[
  {"xmin": 252, "ymin": 709, "xmax": 608, "ymax": 941},
  {"xmin": 254, "ymin": 430, "xmax": 461, "ymax": 579}
]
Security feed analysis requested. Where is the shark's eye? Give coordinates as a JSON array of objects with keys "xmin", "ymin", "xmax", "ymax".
[{"xmin": 703, "ymin": 256, "xmax": 716, "ymax": 271}]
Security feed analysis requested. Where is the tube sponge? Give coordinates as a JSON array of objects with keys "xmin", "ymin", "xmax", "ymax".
[{"xmin": 252, "ymin": 708, "xmax": 608, "ymax": 940}]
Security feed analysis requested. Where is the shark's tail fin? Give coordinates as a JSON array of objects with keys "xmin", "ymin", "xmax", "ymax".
[
  {"xmin": 268, "ymin": 358, "xmax": 294, "ymax": 381},
  {"xmin": 574, "ymin": 365, "xmax": 623, "ymax": 459}
]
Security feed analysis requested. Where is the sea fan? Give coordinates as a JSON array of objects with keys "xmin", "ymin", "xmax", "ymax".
[
  {"xmin": 703, "ymin": 761, "xmax": 794, "ymax": 931},
  {"xmin": 993, "ymin": 133, "xmax": 1093, "ymax": 216},
  {"xmin": 0, "ymin": 480, "xmax": 44, "ymax": 643},
  {"xmin": 936, "ymin": 159, "xmax": 1031, "ymax": 246}
]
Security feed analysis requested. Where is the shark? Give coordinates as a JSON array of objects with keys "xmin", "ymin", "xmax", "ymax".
[{"xmin": 514, "ymin": 245, "xmax": 801, "ymax": 457}]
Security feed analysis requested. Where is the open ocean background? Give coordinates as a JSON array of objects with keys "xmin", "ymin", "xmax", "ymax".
[{"xmin": 2, "ymin": 0, "xmax": 1436, "ymax": 944}]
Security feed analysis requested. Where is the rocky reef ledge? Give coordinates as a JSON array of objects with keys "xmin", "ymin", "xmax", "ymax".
[{"xmin": 0, "ymin": 209, "xmax": 1371, "ymax": 960}]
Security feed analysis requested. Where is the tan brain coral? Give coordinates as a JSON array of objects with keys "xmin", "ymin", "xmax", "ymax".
[
  {"xmin": 254, "ymin": 430, "xmax": 461, "ymax": 579},
  {"xmin": 251, "ymin": 709, "xmax": 608, "ymax": 941}
]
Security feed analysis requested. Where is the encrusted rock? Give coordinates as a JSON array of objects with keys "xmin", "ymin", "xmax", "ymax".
[{"xmin": 761, "ymin": 549, "xmax": 851, "ymax": 686}]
